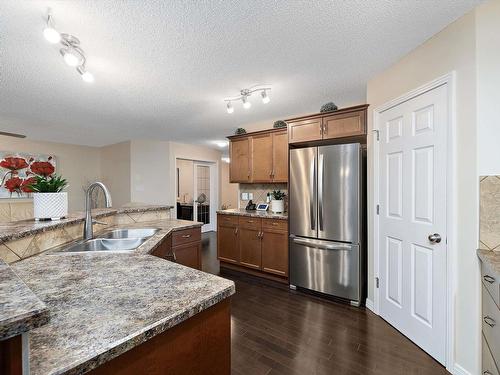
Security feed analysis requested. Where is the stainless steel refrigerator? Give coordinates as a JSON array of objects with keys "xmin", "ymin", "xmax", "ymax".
[{"xmin": 289, "ymin": 143, "xmax": 365, "ymax": 306}]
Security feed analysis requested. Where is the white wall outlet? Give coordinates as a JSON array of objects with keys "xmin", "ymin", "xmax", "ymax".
[
  {"xmin": 241, "ymin": 192, "xmax": 249, "ymax": 200},
  {"xmin": 248, "ymin": 193, "xmax": 253, "ymax": 200}
]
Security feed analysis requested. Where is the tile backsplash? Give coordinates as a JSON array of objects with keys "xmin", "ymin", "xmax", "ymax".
[
  {"xmin": 0, "ymin": 200, "xmax": 34, "ymax": 223},
  {"xmin": 479, "ymin": 175, "xmax": 500, "ymax": 252},
  {"xmin": 239, "ymin": 183, "xmax": 288, "ymax": 210}
]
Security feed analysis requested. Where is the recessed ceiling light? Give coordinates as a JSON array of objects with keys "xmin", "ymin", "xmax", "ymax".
[{"xmin": 214, "ymin": 140, "xmax": 229, "ymax": 148}]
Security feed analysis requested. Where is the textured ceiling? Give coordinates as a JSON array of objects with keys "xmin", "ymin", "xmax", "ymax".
[{"xmin": 0, "ymin": 0, "xmax": 480, "ymax": 148}]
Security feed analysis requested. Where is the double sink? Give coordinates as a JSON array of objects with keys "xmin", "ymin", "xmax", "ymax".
[{"xmin": 63, "ymin": 228, "xmax": 161, "ymax": 253}]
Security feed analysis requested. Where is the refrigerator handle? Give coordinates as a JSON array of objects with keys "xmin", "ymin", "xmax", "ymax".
[
  {"xmin": 310, "ymin": 157, "xmax": 316, "ymax": 231},
  {"xmin": 318, "ymin": 153, "xmax": 324, "ymax": 231},
  {"xmin": 291, "ymin": 236, "xmax": 352, "ymax": 251}
]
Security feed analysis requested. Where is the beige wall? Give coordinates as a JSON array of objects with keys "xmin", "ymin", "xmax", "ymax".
[
  {"xmin": 220, "ymin": 161, "xmax": 238, "ymax": 209},
  {"xmin": 0, "ymin": 136, "xmax": 101, "ymax": 212},
  {"xmin": 476, "ymin": 0, "xmax": 500, "ymax": 176},
  {"xmin": 130, "ymin": 140, "xmax": 171, "ymax": 205},
  {"xmin": 100, "ymin": 141, "xmax": 131, "ymax": 208},
  {"xmin": 176, "ymin": 159, "xmax": 194, "ymax": 203},
  {"xmin": 367, "ymin": 10, "xmax": 479, "ymax": 374}
]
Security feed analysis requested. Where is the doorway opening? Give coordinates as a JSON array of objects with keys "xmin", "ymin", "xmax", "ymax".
[{"xmin": 175, "ymin": 158, "xmax": 217, "ymax": 232}]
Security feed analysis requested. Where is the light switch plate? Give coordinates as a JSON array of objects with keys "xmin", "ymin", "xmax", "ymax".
[
  {"xmin": 248, "ymin": 193, "xmax": 253, "ymax": 200},
  {"xmin": 241, "ymin": 192, "xmax": 249, "ymax": 200}
]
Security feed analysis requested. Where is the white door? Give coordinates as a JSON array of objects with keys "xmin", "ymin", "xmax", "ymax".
[{"xmin": 378, "ymin": 84, "xmax": 447, "ymax": 363}]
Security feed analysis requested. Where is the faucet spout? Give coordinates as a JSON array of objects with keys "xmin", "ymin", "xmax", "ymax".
[{"xmin": 83, "ymin": 182, "xmax": 112, "ymax": 240}]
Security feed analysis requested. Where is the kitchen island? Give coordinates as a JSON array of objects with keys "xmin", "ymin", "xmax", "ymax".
[{"xmin": 1, "ymin": 209, "xmax": 234, "ymax": 375}]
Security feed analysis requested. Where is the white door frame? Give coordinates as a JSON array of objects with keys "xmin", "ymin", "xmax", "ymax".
[
  {"xmin": 173, "ymin": 157, "xmax": 219, "ymax": 232},
  {"xmin": 372, "ymin": 72, "xmax": 456, "ymax": 371}
]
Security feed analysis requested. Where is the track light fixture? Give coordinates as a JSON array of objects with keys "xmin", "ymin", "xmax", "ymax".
[
  {"xmin": 43, "ymin": 11, "xmax": 94, "ymax": 83},
  {"xmin": 224, "ymin": 85, "xmax": 271, "ymax": 113}
]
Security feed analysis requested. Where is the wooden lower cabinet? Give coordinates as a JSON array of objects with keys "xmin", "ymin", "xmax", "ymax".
[
  {"xmin": 174, "ymin": 242, "xmax": 201, "ymax": 270},
  {"xmin": 88, "ymin": 299, "xmax": 230, "ymax": 375},
  {"xmin": 238, "ymin": 227, "xmax": 261, "ymax": 270},
  {"xmin": 152, "ymin": 227, "xmax": 202, "ymax": 270},
  {"xmin": 261, "ymin": 229, "xmax": 288, "ymax": 277},
  {"xmin": 217, "ymin": 214, "xmax": 288, "ymax": 281}
]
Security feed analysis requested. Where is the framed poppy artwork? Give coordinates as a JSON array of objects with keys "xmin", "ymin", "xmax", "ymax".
[{"xmin": 0, "ymin": 152, "xmax": 57, "ymax": 198}]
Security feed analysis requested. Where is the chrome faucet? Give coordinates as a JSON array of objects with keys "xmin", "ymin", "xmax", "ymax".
[{"xmin": 83, "ymin": 182, "xmax": 112, "ymax": 240}]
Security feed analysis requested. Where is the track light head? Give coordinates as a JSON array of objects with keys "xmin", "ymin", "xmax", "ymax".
[
  {"xmin": 226, "ymin": 101, "xmax": 234, "ymax": 114},
  {"xmin": 261, "ymin": 90, "xmax": 270, "ymax": 104},
  {"xmin": 242, "ymin": 96, "xmax": 251, "ymax": 109}
]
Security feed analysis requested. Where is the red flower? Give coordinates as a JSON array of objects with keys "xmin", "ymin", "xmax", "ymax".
[
  {"xmin": 21, "ymin": 177, "xmax": 36, "ymax": 193},
  {"xmin": 4, "ymin": 177, "xmax": 23, "ymax": 193},
  {"xmin": 30, "ymin": 161, "xmax": 55, "ymax": 177},
  {"xmin": 0, "ymin": 157, "xmax": 28, "ymax": 171}
]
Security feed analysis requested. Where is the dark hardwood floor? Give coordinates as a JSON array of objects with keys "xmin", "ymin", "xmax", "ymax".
[{"xmin": 201, "ymin": 231, "xmax": 448, "ymax": 375}]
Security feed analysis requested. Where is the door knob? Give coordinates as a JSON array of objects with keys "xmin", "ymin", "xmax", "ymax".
[{"xmin": 428, "ymin": 233, "xmax": 442, "ymax": 244}]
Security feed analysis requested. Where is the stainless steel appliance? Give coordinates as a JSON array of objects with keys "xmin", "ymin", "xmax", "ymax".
[{"xmin": 289, "ymin": 143, "xmax": 365, "ymax": 305}]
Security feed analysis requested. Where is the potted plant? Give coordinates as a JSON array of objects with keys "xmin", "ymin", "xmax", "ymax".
[
  {"xmin": 28, "ymin": 162, "xmax": 68, "ymax": 220},
  {"xmin": 271, "ymin": 190, "xmax": 286, "ymax": 214}
]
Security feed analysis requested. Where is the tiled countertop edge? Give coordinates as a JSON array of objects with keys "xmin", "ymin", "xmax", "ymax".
[{"xmin": 0, "ymin": 205, "xmax": 174, "ymax": 243}]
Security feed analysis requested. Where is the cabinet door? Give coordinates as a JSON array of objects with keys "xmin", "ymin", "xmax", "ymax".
[
  {"xmin": 272, "ymin": 131, "xmax": 288, "ymax": 182},
  {"xmin": 173, "ymin": 242, "xmax": 201, "ymax": 270},
  {"xmin": 217, "ymin": 225, "xmax": 239, "ymax": 264},
  {"xmin": 261, "ymin": 229, "xmax": 288, "ymax": 277},
  {"xmin": 151, "ymin": 237, "xmax": 172, "ymax": 260},
  {"xmin": 322, "ymin": 110, "xmax": 366, "ymax": 139},
  {"xmin": 288, "ymin": 118, "xmax": 322, "ymax": 144},
  {"xmin": 229, "ymin": 138, "xmax": 250, "ymax": 182},
  {"xmin": 251, "ymin": 133, "xmax": 273, "ymax": 182},
  {"xmin": 239, "ymin": 227, "xmax": 262, "ymax": 270}
]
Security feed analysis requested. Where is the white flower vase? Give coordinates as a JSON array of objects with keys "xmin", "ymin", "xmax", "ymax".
[
  {"xmin": 271, "ymin": 199, "xmax": 284, "ymax": 214},
  {"xmin": 33, "ymin": 192, "xmax": 68, "ymax": 221}
]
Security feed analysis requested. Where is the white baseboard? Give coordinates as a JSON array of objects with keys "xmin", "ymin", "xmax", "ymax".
[
  {"xmin": 449, "ymin": 363, "xmax": 472, "ymax": 375},
  {"xmin": 365, "ymin": 298, "xmax": 375, "ymax": 313}
]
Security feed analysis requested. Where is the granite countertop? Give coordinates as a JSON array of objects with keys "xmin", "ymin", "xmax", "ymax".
[
  {"xmin": 0, "ymin": 260, "xmax": 49, "ymax": 339},
  {"xmin": 10, "ymin": 218, "xmax": 234, "ymax": 375},
  {"xmin": 477, "ymin": 249, "xmax": 500, "ymax": 278},
  {"xmin": 0, "ymin": 205, "xmax": 174, "ymax": 243},
  {"xmin": 217, "ymin": 208, "xmax": 288, "ymax": 220}
]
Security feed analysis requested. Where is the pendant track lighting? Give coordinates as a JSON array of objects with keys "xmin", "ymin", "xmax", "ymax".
[
  {"xmin": 223, "ymin": 85, "xmax": 271, "ymax": 113},
  {"xmin": 43, "ymin": 11, "xmax": 95, "ymax": 83}
]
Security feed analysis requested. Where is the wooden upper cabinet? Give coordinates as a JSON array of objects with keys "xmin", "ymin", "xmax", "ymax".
[
  {"xmin": 286, "ymin": 104, "xmax": 369, "ymax": 144},
  {"xmin": 272, "ymin": 131, "xmax": 288, "ymax": 182},
  {"xmin": 322, "ymin": 110, "xmax": 366, "ymax": 140},
  {"xmin": 229, "ymin": 138, "xmax": 250, "ymax": 183},
  {"xmin": 251, "ymin": 133, "xmax": 274, "ymax": 182},
  {"xmin": 228, "ymin": 128, "xmax": 288, "ymax": 183},
  {"xmin": 288, "ymin": 118, "xmax": 322, "ymax": 144}
]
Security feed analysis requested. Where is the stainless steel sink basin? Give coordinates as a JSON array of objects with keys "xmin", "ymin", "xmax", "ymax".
[
  {"xmin": 99, "ymin": 228, "xmax": 161, "ymax": 239},
  {"xmin": 63, "ymin": 238, "xmax": 147, "ymax": 253}
]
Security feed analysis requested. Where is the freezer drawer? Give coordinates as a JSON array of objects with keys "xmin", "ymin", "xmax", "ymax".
[{"xmin": 289, "ymin": 236, "xmax": 360, "ymax": 301}]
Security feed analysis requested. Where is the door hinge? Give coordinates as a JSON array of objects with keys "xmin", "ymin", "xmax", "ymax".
[
  {"xmin": 375, "ymin": 277, "xmax": 380, "ymax": 288},
  {"xmin": 373, "ymin": 129, "xmax": 380, "ymax": 141},
  {"xmin": 376, "ymin": 205, "xmax": 380, "ymax": 215}
]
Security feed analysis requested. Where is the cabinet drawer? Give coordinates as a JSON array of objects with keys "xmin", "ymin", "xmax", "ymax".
[
  {"xmin": 218, "ymin": 214, "xmax": 239, "ymax": 227},
  {"xmin": 483, "ymin": 333, "xmax": 500, "ymax": 375},
  {"xmin": 239, "ymin": 216, "xmax": 261, "ymax": 230},
  {"xmin": 482, "ymin": 262, "xmax": 500, "ymax": 308},
  {"xmin": 262, "ymin": 218, "xmax": 288, "ymax": 232},
  {"xmin": 172, "ymin": 228, "xmax": 201, "ymax": 247},
  {"xmin": 483, "ymin": 285, "xmax": 500, "ymax": 366}
]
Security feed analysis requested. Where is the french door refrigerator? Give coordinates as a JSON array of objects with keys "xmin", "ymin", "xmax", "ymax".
[{"xmin": 289, "ymin": 143, "xmax": 365, "ymax": 306}]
